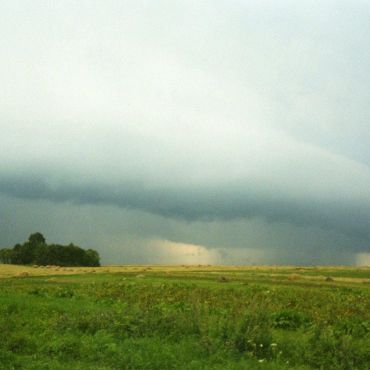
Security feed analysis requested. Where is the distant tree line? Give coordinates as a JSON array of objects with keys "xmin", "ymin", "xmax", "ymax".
[{"xmin": 0, "ymin": 232, "xmax": 100, "ymax": 267}]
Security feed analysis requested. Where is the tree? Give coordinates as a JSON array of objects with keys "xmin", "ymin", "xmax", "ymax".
[
  {"xmin": 11, "ymin": 244, "xmax": 26, "ymax": 264},
  {"xmin": 85, "ymin": 249, "xmax": 101, "ymax": 267},
  {"xmin": 0, "ymin": 248, "xmax": 13, "ymax": 264},
  {"xmin": 28, "ymin": 232, "xmax": 46, "ymax": 246},
  {"xmin": 1, "ymin": 233, "xmax": 101, "ymax": 267}
]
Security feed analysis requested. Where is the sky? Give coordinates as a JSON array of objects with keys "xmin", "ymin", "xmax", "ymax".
[{"xmin": 1, "ymin": 0, "xmax": 369, "ymax": 265}]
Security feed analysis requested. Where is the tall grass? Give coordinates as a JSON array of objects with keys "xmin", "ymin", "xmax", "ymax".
[{"xmin": 0, "ymin": 268, "xmax": 369, "ymax": 369}]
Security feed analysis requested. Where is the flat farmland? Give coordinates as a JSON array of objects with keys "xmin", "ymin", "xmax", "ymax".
[{"xmin": 0, "ymin": 264, "xmax": 369, "ymax": 369}]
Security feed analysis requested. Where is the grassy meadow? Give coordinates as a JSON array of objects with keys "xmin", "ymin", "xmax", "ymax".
[{"xmin": 0, "ymin": 264, "xmax": 369, "ymax": 369}]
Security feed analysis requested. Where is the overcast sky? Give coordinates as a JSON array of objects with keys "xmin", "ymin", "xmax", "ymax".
[{"xmin": 1, "ymin": 0, "xmax": 369, "ymax": 265}]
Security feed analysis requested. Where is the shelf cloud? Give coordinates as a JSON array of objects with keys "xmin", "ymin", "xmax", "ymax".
[{"xmin": 1, "ymin": 0, "xmax": 369, "ymax": 264}]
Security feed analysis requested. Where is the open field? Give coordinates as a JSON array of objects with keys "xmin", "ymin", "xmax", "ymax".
[{"xmin": 0, "ymin": 264, "xmax": 369, "ymax": 369}]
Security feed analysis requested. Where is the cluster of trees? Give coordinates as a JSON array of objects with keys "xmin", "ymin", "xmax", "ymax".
[{"xmin": 0, "ymin": 232, "xmax": 100, "ymax": 267}]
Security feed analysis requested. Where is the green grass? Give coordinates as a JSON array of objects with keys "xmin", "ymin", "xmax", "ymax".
[{"xmin": 0, "ymin": 268, "xmax": 369, "ymax": 369}]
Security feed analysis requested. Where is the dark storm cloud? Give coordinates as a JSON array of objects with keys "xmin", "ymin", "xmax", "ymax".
[
  {"xmin": 0, "ymin": 193, "xmax": 366, "ymax": 266},
  {"xmin": 1, "ymin": 0, "xmax": 369, "ymax": 264},
  {"xmin": 1, "ymin": 171, "xmax": 369, "ymax": 241}
]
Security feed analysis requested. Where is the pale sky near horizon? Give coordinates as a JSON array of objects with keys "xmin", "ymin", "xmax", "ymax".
[{"xmin": 1, "ymin": 0, "xmax": 369, "ymax": 265}]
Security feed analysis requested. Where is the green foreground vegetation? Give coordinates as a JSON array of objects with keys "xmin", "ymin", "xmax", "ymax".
[{"xmin": 0, "ymin": 266, "xmax": 369, "ymax": 369}]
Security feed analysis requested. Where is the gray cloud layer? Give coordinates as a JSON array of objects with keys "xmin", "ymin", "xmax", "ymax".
[
  {"xmin": 1, "ymin": 151, "xmax": 369, "ymax": 240},
  {"xmin": 1, "ymin": 0, "xmax": 369, "ymax": 263}
]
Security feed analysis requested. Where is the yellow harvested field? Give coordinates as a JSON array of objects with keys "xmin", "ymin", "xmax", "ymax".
[{"xmin": 1, "ymin": 264, "xmax": 369, "ymax": 285}]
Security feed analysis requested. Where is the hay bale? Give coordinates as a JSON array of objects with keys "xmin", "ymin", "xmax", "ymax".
[
  {"xmin": 18, "ymin": 272, "xmax": 29, "ymax": 277},
  {"xmin": 325, "ymin": 276, "xmax": 334, "ymax": 282},
  {"xmin": 288, "ymin": 274, "xmax": 300, "ymax": 281}
]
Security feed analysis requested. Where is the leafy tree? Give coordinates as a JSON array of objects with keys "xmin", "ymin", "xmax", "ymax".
[
  {"xmin": 11, "ymin": 244, "xmax": 26, "ymax": 264},
  {"xmin": 28, "ymin": 232, "xmax": 46, "ymax": 246},
  {"xmin": 85, "ymin": 249, "xmax": 101, "ymax": 267},
  {"xmin": 0, "ymin": 248, "xmax": 13, "ymax": 264},
  {"xmin": 1, "ymin": 233, "xmax": 100, "ymax": 267}
]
